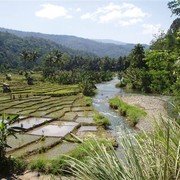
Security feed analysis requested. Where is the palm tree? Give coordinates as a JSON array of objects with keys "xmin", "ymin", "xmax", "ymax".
[
  {"xmin": 20, "ymin": 50, "xmax": 38, "ymax": 70},
  {"xmin": 168, "ymin": 0, "xmax": 180, "ymax": 16}
]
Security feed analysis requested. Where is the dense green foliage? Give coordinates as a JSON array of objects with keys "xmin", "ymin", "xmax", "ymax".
[
  {"xmin": 41, "ymin": 50, "xmax": 121, "ymax": 95},
  {"xmin": 0, "ymin": 31, "xmax": 95, "ymax": 71},
  {"xmin": 0, "ymin": 157, "xmax": 26, "ymax": 177},
  {"xmin": 0, "ymin": 29, "xmax": 128, "ymax": 92},
  {"xmin": 120, "ymin": 18, "xmax": 179, "ymax": 96},
  {"xmin": 41, "ymin": 50, "xmax": 117, "ymax": 95},
  {"xmin": 42, "ymin": 50, "xmax": 119, "ymax": 82},
  {"xmin": 20, "ymin": 50, "xmax": 38, "ymax": 70},
  {"xmin": 0, "ymin": 30, "xmax": 128, "ymax": 96},
  {"xmin": 168, "ymin": 0, "xmax": 180, "ymax": 16},
  {"xmin": 117, "ymin": 1, "xmax": 180, "ymax": 121},
  {"xmin": 109, "ymin": 97, "xmax": 147, "ymax": 126},
  {"xmin": 79, "ymin": 80, "xmax": 97, "ymax": 96}
]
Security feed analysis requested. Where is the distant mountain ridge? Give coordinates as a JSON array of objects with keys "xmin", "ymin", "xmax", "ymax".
[
  {"xmin": 0, "ymin": 27, "xmax": 148, "ymax": 58},
  {"xmin": 0, "ymin": 31, "xmax": 95, "ymax": 69},
  {"xmin": 94, "ymin": 39, "xmax": 128, "ymax": 45}
]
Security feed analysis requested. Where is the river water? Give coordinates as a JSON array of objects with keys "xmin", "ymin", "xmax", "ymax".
[{"xmin": 93, "ymin": 77, "xmax": 133, "ymax": 138}]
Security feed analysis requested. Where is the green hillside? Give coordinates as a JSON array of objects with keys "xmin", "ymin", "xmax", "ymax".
[
  {"xmin": 0, "ymin": 31, "xmax": 95, "ymax": 69},
  {"xmin": 0, "ymin": 28, "xmax": 148, "ymax": 58}
]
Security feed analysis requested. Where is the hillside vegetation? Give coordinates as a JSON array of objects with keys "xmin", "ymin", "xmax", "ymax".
[
  {"xmin": 0, "ymin": 27, "xmax": 148, "ymax": 58},
  {"xmin": 118, "ymin": 19, "xmax": 179, "ymax": 98},
  {"xmin": 0, "ymin": 31, "xmax": 95, "ymax": 70}
]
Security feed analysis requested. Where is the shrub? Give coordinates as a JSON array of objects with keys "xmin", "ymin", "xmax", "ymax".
[
  {"xmin": 80, "ymin": 80, "xmax": 96, "ymax": 96},
  {"xmin": 0, "ymin": 157, "xmax": 26, "ymax": 176},
  {"xmin": 5, "ymin": 74, "xmax": 12, "ymax": 81},
  {"xmin": 11, "ymin": 157, "xmax": 27, "ymax": 174},
  {"xmin": 109, "ymin": 97, "xmax": 120, "ymax": 109},
  {"xmin": 116, "ymin": 79, "xmax": 127, "ymax": 88},
  {"xmin": 27, "ymin": 76, "xmax": 34, "ymax": 85},
  {"xmin": 93, "ymin": 113, "xmax": 110, "ymax": 127},
  {"xmin": 30, "ymin": 158, "xmax": 47, "ymax": 172},
  {"xmin": 85, "ymin": 96, "xmax": 93, "ymax": 106}
]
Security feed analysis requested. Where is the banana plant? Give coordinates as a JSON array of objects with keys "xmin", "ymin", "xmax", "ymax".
[{"xmin": 0, "ymin": 114, "xmax": 25, "ymax": 159}]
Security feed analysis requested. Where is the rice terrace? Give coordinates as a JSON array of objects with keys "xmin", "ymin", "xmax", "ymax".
[
  {"xmin": 0, "ymin": 73, "xmax": 113, "ymax": 161},
  {"xmin": 0, "ymin": 0, "xmax": 180, "ymax": 179}
]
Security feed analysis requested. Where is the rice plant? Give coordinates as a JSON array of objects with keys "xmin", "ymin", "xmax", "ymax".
[{"xmin": 68, "ymin": 117, "xmax": 180, "ymax": 180}]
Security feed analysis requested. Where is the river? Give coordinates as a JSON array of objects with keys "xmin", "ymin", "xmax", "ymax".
[{"xmin": 93, "ymin": 77, "xmax": 133, "ymax": 138}]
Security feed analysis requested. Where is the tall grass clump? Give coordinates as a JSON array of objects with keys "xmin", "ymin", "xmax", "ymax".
[
  {"xmin": 68, "ymin": 118, "xmax": 180, "ymax": 180},
  {"xmin": 85, "ymin": 96, "xmax": 93, "ymax": 106},
  {"xmin": 93, "ymin": 113, "xmax": 111, "ymax": 127},
  {"xmin": 29, "ymin": 139, "xmax": 112, "ymax": 175},
  {"xmin": 115, "ymin": 80, "xmax": 127, "ymax": 88},
  {"xmin": 109, "ymin": 97, "xmax": 147, "ymax": 126}
]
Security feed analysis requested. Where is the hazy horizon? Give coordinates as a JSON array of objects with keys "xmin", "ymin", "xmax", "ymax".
[
  {"xmin": 0, "ymin": 0, "xmax": 175, "ymax": 44},
  {"xmin": 0, "ymin": 26, "xmax": 147, "ymax": 45}
]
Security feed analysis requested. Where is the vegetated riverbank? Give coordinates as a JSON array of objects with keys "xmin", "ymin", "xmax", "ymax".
[
  {"xmin": 68, "ymin": 78, "xmax": 179, "ymax": 179},
  {"xmin": 109, "ymin": 97, "xmax": 147, "ymax": 127},
  {"xmin": 121, "ymin": 94, "xmax": 169, "ymax": 131},
  {"xmin": 93, "ymin": 76, "xmax": 169, "ymax": 133}
]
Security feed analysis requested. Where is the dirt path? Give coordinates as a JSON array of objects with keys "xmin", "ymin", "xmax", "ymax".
[
  {"xmin": 17, "ymin": 171, "xmax": 76, "ymax": 180},
  {"xmin": 121, "ymin": 94, "xmax": 169, "ymax": 132}
]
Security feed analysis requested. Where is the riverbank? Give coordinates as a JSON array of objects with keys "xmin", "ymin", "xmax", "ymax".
[{"xmin": 121, "ymin": 94, "xmax": 169, "ymax": 132}]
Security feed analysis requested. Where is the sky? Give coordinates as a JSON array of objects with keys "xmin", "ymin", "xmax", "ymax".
[{"xmin": 0, "ymin": 0, "xmax": 176, "ymax": 44}]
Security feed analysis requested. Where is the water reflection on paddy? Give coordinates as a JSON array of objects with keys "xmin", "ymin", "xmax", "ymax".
[
  {"xmin": 11, "ymin": 117, "xmax": 52, "ymax": 129},
  {"xmin": 29, "ymin": 124, "xmax": 78, "ymax": 137}
]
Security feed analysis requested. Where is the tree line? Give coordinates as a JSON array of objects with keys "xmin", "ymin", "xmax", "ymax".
[{"xmin": 118, "ymin": 0, "xmax": 179, "ymax": 118}]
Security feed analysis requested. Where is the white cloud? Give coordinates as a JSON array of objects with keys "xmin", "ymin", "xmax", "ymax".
[
  {"xmin": 142, "ymin": 23, "xmax": 161, "ymax": 35},
  {"xmin": 76, "ymin": 8, "xmax": 81, "ymax": 12},
  {"xmin": 81, "ymin": 2, "xmax": 149, "ymax": 26},
  {"xmin": 35, "ymin": 4, "xmax": 72, "ymax": 20}
]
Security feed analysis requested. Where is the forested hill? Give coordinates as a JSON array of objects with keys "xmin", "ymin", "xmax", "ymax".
[
  {"xmin": 0, "ymin": 31, "xmax": 95, "ymax": 69},
  {"xmin": 0, "ymin": 27, "xmax": 148, "ymax": 58}
]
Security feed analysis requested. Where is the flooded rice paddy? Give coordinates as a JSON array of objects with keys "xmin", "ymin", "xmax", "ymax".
[
  {"xmin": 1, "ymin": 89, "xmax": 98, "ymax": 159},
  {"xmin": 1, "ymin": 77, "xmax": 133, "ymax": 161},
  {"xmin": 29, "ymin": 124, "xmax": 79, "ymax": 137}
]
